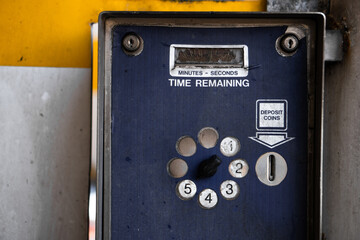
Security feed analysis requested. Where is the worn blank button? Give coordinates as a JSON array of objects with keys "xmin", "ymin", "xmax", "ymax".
[
  {"xmin": 176, "ymin": 136, "xmax": 197, "ymax": 157},
  {"xmin": 198, "ymin": 127, "xmax": 219, "ymax": 149},
  {"xmin": 167, "ymin": 158, "xmax": 188, "ymax": 178}
]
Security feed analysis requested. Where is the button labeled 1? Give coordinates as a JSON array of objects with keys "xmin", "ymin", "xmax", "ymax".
[{"xmin": 220, "ymin": 137, "xmax": 240, "ymax": 157}]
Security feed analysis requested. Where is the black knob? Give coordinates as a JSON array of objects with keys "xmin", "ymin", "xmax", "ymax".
[{"xmin": 197, "ymin": 155, "xmax": 222, "ymax": 178}]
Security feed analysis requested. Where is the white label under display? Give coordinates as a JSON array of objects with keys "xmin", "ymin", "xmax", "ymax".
[{"xmin": 256, "ymin": 99, "xmax": 288, "ymax": 131}]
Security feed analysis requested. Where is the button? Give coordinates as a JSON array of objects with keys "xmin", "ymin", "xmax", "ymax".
[
  {"xmin": 198, "ymin": 127, "xmax": 219, "ymax": 149},
  {"xmin": 220, "ymin": 180, "xmax": 240, "ymax": 200},
  {"xmin": 176, "ymin": 136, "xmax": 197, "ymax": 157},
  {"xmin": 198, "ymin": 189, "xmax": 218, "ymax": 209},
  {"xmin": 229, "ymin": 159, "xmax": 249, "ymax": 178},
  {"xmin": 220, "ymin": 137, "xmax": 240, "ymax": 157},
  {"xmin": 167, "ymin": 158, "xmax": 188, "ymax": 178},
  {"xmin": 176, "ymin": 180, "xmax": 197, "ymax": 200}
]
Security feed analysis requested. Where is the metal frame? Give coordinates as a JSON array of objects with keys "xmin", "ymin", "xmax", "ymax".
[{"xmin": 96, "ymin": 12, "xmax": 325, "ymax": 240}]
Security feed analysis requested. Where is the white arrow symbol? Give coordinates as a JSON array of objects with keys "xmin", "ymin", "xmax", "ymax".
[{"xmin": 249, "ymin": 132, "xmax": 294, "ymax": 149}]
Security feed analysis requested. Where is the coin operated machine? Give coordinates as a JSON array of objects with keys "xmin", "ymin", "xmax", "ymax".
[{"xmin": 95, "ymin": 12, "xmax": 325, "ymax": 240}]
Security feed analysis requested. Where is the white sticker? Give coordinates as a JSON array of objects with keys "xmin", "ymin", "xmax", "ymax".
[
  {"xmin": 220, "ymin": 137, "xmax": 240, "ymax": 157},
  {"xmin": 176, "ymin": 180, "xmax": 197, "ymax": 200},
  {"xmin": 220, "ymin": 180, "xmax": 240, "ymax": 200},
  {"xmin": 229, "ymin": 159, "xmax": 249, "ymax": 178},
  {"xmin": 198, "ymin": 189, "xmax": 218, "ymax": 209},
  {"xmin": 250, "ymin": 99, "xmax": 294, "ymax": 148},
  {"xmin": 256, "ymin": 99, "xmax": 288, "ymax": 131}
]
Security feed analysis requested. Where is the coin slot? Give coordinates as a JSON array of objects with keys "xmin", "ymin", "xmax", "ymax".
[
  {"xmin": 255, "ymin": 152, "xmax": 287, "ymax": 186},
  {"xmin": 176, "ymin": 136, "xmax": 197, "ymax": 157},
  {"xmin": 268, "ymin": 154, "xmax": 275, "ymax": 182},
  {"xmin": 198, "ymin": 127, "xmax": 219, "ymax": 149}
]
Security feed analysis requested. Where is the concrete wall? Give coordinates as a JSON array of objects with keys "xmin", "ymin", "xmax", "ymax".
[
  {"xmin": 0, "ymin": 67, "xmax": 91, "ymax": 239},
  {"xmin": 322, "ymin": 1, "xmax": 360, "ymax": 239}
]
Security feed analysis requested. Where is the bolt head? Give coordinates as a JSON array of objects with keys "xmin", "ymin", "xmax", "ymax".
[
  {"xmin": 122, "ymin": 34, "xmax": 141, "ymax": 52},
  {"xmin": 280, "ymin": 34, "xmax": 299, "ymax": 53}
]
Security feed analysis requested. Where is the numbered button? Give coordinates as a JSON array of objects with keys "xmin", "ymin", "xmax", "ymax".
[
  {"xmin": 198, "ymin": 189, "xmax": 218, "ymax": 209},
  {"xmin": 220, "ymin": 180, "xmax": 240, "ymax": 200},
  {"xmin": 220, "ymin": 137, "xmax": 240, "ymax": 157},
  {"xmin": 176, "ymin": 180, "xmax": 197, "ymax": 200},
  {"xmin": 229, "ymin": 159, "xmax": 249, "ymax": 178}
]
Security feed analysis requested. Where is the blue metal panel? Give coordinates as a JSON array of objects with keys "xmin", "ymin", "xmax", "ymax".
[{"xmin": 111, "ymin": 25, "xmax": 308, "ymax": 239}]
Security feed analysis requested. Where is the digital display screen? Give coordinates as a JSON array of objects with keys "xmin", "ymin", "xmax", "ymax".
[{"xmin": 175, "ymin": 48, "xmax": 244, "ymax": 67}]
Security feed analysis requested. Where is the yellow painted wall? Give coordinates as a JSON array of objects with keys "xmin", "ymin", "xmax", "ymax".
[{"xmin": 0, "ymin": 0, "xmax": 265, "ymax": 68}]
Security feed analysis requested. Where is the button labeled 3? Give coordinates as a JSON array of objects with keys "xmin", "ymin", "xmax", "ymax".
[{"xmin": 220, "ymin": 180, "xmax": 240, "ymax": 200}]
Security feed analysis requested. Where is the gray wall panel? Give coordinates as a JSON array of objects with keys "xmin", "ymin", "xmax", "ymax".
[
  {"xmin": 323, "ymin": 1, "xmax": 360, "ymax": 239},
  {"xmin": 0, "ymin": 67, "xmax": 91, "ymax": 240}
]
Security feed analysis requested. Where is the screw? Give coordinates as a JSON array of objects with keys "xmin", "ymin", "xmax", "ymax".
[
  {"xmin": 122, "ymin": 34, "xmax": 141, "ymax": 52},
  {"xmin": 280, "ymin": 34, "xmax": 299, "ymax": 53}
]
